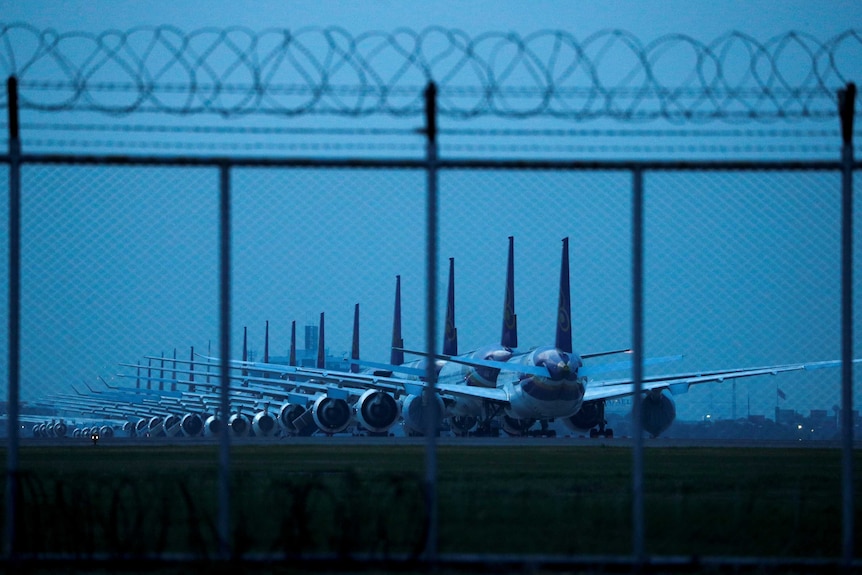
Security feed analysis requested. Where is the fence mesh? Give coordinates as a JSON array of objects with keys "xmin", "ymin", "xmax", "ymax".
[{"xmin": 1, "ymin": 22, "xmax": 861, "ymax": 572}]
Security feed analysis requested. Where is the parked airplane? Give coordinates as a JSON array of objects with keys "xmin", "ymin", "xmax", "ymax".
[{"xmin": 211, "ymin": 237, "xmax": 861, "ymax": 438}]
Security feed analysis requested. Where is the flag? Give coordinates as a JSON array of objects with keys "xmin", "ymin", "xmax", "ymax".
[{"xmin": 777, "ymin": 388, "xmax": 786, "ymax": 400}]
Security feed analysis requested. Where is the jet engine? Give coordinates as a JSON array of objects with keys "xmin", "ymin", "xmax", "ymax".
[
  {"xmin": 501, "ymin": 415, "xmax": 536, "ymax": 436},
  {"xmin": 135, "ymin": 419, "xmax": 149, "ymax": 437},
  {"xmin": 640, "ymin": 389, "xmax": 677, "ymax": 437},
  {"xmin": 98, "ymin": 425, "xmax": 114, "ymax": 439},
  {"xmin": 252, "ymin": 410, "xmax": 277, "ymax": 437},
  {"xmin": 180, "ymin": 413, "xmax": 204, "ymax": 437},
  {"xmin": 203, "ymin": 414, "xmax": 221, "ymax": 436},
  {"xmin": 53, "ymin": 421, "xmax": 68, "ymax": 438},
  {"xmin": 148, "ymin": 416, "xmax": 166, "ymax": 437},
  {"xmin": 311, "ymin": 396, "xmax": 352, "ymax": 434},
  {"xmin": 355, "ymin": 389, "xmax": 400, "ymax": 434},
  {"xmin": 277, "ymin": 402, "xmax": 308, "ymax": 435},
  {"xmin": 562, "ymin": 400, "xmax": 603, "ymax": 432},
  {"xmin": 163, "ymin": 414, "xmax": 182, "ymax": 437},
  {"xmin": 401, "ymin": 393, "xmax": 444, "ymax": 436},
  {"xmin": 122, "ymin": 421, "xmax": 136, "ymax": 437},
  {"xmin": 448, "ymin": 415, "xmax": 478, "ymax": 436},
  {"xmin": 228, "ymin": 413, "xmax": 251, "ymax": 437}
]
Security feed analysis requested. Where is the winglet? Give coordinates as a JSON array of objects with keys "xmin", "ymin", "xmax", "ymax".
[
  {"xmin": 556, "ymin": 237, "xmax": 573, "ymax": 353},
  {"xmin": 501, "ymin": 235, "xmax": 518, "ymax": 349},
  {"xmin": 317, "ymin": 312, "xmax": 325, "ymax": 369},
  {"xmin": 443, "ymin": 258, "xmax": 458, "ymax": 356},
  {"xmin": 390, "ymin": 275, "xmax": 405, "ymax": 366},
  {"xmin": 351, "ymin": 303, "xmax": 361, "ymax": 373}
]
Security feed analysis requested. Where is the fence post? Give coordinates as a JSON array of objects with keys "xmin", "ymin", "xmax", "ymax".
[
  {"xmin": 5, "ymin": 75, "xmax": 21, "ymax": 560},
  {"xmin": 631, "ymin": 167, "xmax": 645, "ymax": 566},
  {"xmin": 838, "ymin": 81, "xmax": 855, "ymax": 569},
  {"xmin": 218, "ymin": 161, "xmax": 233, "ymax": 559},
  {"xmin": 422, "ymin": 80, "xmax": 439, "ymax": 563}
]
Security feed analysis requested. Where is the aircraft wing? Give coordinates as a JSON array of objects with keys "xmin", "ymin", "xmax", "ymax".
[
  {"xmin": 583, "ymin": 358, "xmax": 862, "ymax": 402},
  {"xmin": 196, "ymin": 355, "xmax": 513, "ymax": 405}
]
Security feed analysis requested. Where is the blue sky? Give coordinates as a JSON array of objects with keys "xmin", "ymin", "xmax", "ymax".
[
  {"xmin": 2, "ymin": 1, "xmax": 860, "ymax": 422},
  {"xmin": 4, "ymin": 0, "xmax": 859, "ymax": 38}
]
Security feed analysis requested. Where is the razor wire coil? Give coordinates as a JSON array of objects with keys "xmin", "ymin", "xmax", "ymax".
[{"xmin": 0, "ymin": 24, "xmax": 859, "ymax": 122}]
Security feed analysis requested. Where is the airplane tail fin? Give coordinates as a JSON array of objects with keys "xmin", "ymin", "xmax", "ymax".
[
  {"xmin": 501, "ymin": 235, "xmax": 518, "ymax": 349},
  {"xmin": 242, "ymin": 326, "xmax": 248, "ymax": 376},
  {"xmin": 390, "ymin": 275, "xmax": 405, "ymax": 366},
  {"xmin": 443, "ymin": 257, "xmax": 458, "ymax": 356},
  {"xmin": 351, "ymin": 303, "xmax": 360, "ymax": 373},
  {"xmin": 171, "ymin": 348, "xmax": 177, "ymax": 392},
  {"xmin": 263, "ymin": 320, "xmax": 270, "ymax": 364},
  {"xmin": 556, "ymin": 237, "xmax": 573, "ymax": 353},
  {"xmin": 289, "ymin": 321, "xmax": 297, "ymax": 367},
  {"xmin": 188, "ymin": 346, "xmax": 195, "ymax": 392},
  {"xmin": 317, "ymin": 312, "xmax": 325, "ymax": 369}
]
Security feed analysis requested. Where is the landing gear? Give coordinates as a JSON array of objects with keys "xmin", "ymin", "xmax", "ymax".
[{"xmin": 589, "ymin": 400, "xmax": 613, "ymax": 438}]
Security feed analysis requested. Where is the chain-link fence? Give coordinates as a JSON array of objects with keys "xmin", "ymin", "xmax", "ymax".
[{"xmin": 2, "ymin": 24, "xmax": 861, "ymax": 572}]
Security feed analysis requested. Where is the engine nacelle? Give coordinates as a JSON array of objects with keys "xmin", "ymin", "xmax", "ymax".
[
  {"xmin": 311, "ymin": 396, "xmax": 352, "ymax": 435},
  {"xmin": 163, "ymin": 414, "xmax": 182, "ymax": 437},
  {"xmin": 204, "ymin": 415, "xmax": 221, "ymax": 436},
  {"xmin": 562, "ymin": 400, "xmax": 603, "ymax": 432},
  {"xmin": 277, "ymin": 402, "xmax": 307, "ymax": 435},
  {"xmin": 99, "ymin": 425, "xmax": 114, "ymax": 439},
  {"xmin": 135, "ymin": 419, "xmax": 150, "ymax": 436},
  {"xmin": 252, "ymin": 411, "xmax": 277, "ymax": 437},
  {"xmin": 640, "ymin": 389, "xmax": 677, "ymax": 437},
  {"xmin": 148, "ymin": 416, "xmax": 166, "ymax": 437},
  {"xmin": 501, "ymin": 415, "xmax": 535, "ymax": 436},
  {"xmin": 180, "ymin": 413, "xmax": 204, "ymax": 437},
  {"xmin": 228, "ymin": 413, "xmax": 251, "ymax": 437},
  {"xmin": 32, "ymin": 424, "xmax": 43, "ymax": 438},
  {"xmin": 449, "ymin": 415, "xmax": 478, "ymax": 435},
  {"xmin": 46, "ymin": 422, "xmax": 56, "ymax": 437},
  {"xmin": 122, "ymin": 421, "xmax": 136, "ymax": 437},
  {"xmin": 72, "ymin": 428, "xmax": 82, "ymax": 438},
  {"xmin": 53, "ymin": 422, "xmax": 68, "ymax": 438},
  {"xmin": 355, "ymin": 389, "xmax": 401, "ymax": 434},
  {"xmin": 401, "ymin": 393, "xmax": 444, "ymax": 436}
]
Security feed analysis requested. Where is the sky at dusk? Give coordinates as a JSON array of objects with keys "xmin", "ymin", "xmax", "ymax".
[{"xmin": 2, "ymin": 0, "xmax": 860, "ymax": 424}]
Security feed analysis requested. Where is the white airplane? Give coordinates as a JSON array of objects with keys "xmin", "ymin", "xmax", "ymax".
[{"xmin": 210, "ymin": 237, "xmax": 861, "ymax": 438}]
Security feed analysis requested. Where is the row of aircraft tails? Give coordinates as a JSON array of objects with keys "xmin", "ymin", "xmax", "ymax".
[{"xmin": 32, "ymin": 237, "xmax": 860, "ymax": 441}]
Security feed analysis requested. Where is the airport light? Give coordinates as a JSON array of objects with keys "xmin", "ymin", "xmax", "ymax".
[{"xmin": 90, "ymin": 432, "xmax": 99, "ymax": 445}]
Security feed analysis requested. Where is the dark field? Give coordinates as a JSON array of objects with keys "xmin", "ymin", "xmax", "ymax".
[{"xmin": 1, "ymin": 442, "xmax": 860, "ymax": 561}]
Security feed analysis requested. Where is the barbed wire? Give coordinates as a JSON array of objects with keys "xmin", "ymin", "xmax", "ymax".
[{"xmin": 0, "ymin": 24, "xmax": 859, "ymax": 122}]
